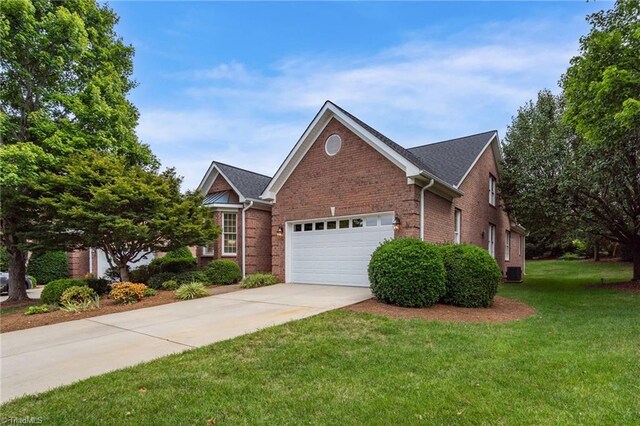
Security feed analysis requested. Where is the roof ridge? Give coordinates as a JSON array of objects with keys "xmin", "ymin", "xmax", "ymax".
[
  {"xmin": 408, "ymin": 130, "xmax": 497, "ymax": 150},
  {"xmin": 213, "ymin": 161, "xmax": 272, "ymax": 179}
]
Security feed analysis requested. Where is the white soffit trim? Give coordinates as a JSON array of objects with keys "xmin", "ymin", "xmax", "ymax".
[
  {"xmin": 456, "ymin": 132, "xmax": 499, "ymax": 188},
  {"xmin": 260, "ymin": 102, "xmax": 421, "ymax": 200},
  {"xmin": 197, "ymin": 163, "xmax": 247, "ymax": 202}
]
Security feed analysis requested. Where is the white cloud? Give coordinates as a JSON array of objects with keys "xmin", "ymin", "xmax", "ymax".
[{"xmin": 137, "ymin": 17, "xmax": 583, "ymax": 189}]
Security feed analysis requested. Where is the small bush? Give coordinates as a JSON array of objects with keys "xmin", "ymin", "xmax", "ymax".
[
  {"xmin": 164, "ymin": 247, "xmax": 194, "ymax": 259},
  {"xmin": 174, "ymin": 270, "xmax": 207, "ymax": 285},
  {"xmin": 26, "ymin": 251, "xmax": 69, "ymax": 284},
  {"xmin": 41, "ymin": 279, "xmax": 88, "ymax": 305},
  {"xmin": 175, "ymin": 282, "xmax": 208, "ymax": 300},
  {"xmin": 149, "ymin": 257, "xmax": 196, "ymax": 274},
  {"xmin": 144, "ymin": 288, "xmax": 157, "ymax": 297},
  {"xmin": 241, "ymin": 273, "xmax": 278, "ymax": 289},
  {"xmin": 104, "ymin": 266, "xmax": 122, "ymax": 282},
  {"xmin": 147, "ymin": 272, "xmax": 177, "ymax": 289},
  {"xmin": 60, "ymin": 286, "xmax": 97, "ymax": 305},
  {"xmin": 161, "ymin": 280, "xmax": 178, "ymax": 291},
  {"xmin": 85, "ymin": 277, "xmax": 111, "ymax": 295},
  {"xmin": 27, "ymin": 275, "xmax": 37, "ymax": 286},
  {"xmin": 24, "ymin": 304, "xmax": 51, "ymax": 315},
  {"xmin": 129, "ymin": 265, "xmax": 151, "ymax": 285},
  {"xmin": 368, "ymin": 238, "xmax": 446, "ymax": 308},
  {"xmin": 110, "ymin": 282, "xmax": 148, "ymax": 304},
  {"xmin": 559, "ymin": 252, "xmax": 583, "ymax": 261},
  {"xmin": 440, "ymin": 244, "xmax": 502, "ymax": 308},
  {"xmin": 202, "ymin": 260, "xmax": 242, "ymax": 285}
]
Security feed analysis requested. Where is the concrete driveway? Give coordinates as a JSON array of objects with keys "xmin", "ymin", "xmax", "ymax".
[
  {"xmin": 0, "ymin": 286, "xmax": 43, "ymax": 303},
  {"xmin": 0, "ymin": 283, "xmax": 371, "ymax": 403}
]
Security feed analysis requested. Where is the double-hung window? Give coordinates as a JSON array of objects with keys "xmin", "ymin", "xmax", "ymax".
[
  {"xmin": 489, "ymin": 175, "xmax": 497, "ymax": 206},
  {"xmin": 488, "ymin": 224, "xmax": 496, "ymax": 258},
  {"xmin": 222, "ymin": 212, "xmax": 237, "ymax": 255},
  {"xmin": 454, "ymin": 209, "xmax": 462, "ymax": 244},
  {"xmin": 505, "ymin": 230, "xmax": 511, "ymax": 261}
]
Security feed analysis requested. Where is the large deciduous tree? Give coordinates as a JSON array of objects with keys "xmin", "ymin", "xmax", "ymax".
[
  {"xmin": 561, "ymin": 0, "xmax": 640, "ymax": 281},
  {"xmin": 39, "ymin": 153, "xmax": 219, "ymax": 283},
  {"xmin": 500, "ymin": 90, "xmax": 577, "ymax": 255},
  {"xmin": 0, "ymin": 0, "xmax": 153, "ymax": 300}
]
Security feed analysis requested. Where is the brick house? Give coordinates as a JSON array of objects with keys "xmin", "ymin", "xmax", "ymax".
[{"xmin": 196, "ymin": 101, "xmax": 525, "ymax": 286}]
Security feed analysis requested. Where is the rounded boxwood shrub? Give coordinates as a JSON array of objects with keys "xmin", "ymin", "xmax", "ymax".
[
  {"xmin": 41, "ymin": 279, "xmax": 88, "ymax": 305},
  {"xmin": 202, "ymin": 260, "xmax": 242, "ymax": 285},
  {"xmin": 368, "ymin": 238, "xmax": 446, "ymax": 308},
  {"xmin": 27, "ymin": 251, "xmax": 69, "ymax": 285},
  {"xmin": 85, "ymin": 277, "xmax": 110, "ymax": 295},
  {"xmin": 129, "ymin": 265, "xmax": 151, "ymax": 284},
  {"xmin": 147, "ymin": 272, "xmax": 177, "ymax": 289},
  {"xmin": 164, "ymin": 246, "xmax": 194, "ymax": 259},
  {"xmin": 440, "ymin": 244, "xmax": 502, "ymax": 308}
]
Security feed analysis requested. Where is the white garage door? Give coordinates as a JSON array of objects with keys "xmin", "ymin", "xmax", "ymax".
[{"xmin": 289, "ymin": 213, "xmax": 394, "ymax": 287}]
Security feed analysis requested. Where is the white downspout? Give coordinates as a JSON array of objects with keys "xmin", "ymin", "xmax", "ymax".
[
  {"xmin": 241, "ymin": 201, "xmax": 254, "ymax": 278},
  {"xmin": 420, "ymin": 179, "xmax": 435, "ymax": 241},
  {"xmin": 89, "ymin": 248, "xmax": 93, "ymax": 275}
]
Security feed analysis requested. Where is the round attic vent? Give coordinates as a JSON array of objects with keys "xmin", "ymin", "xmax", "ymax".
[{"xmin": 325, "ymin": 134, "xmax": 342, "ymax": 156}]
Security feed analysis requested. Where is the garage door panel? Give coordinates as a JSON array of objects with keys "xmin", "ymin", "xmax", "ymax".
[{"xmin": 289, "ymin": 213, "xmax": 393, "ymax": 286}]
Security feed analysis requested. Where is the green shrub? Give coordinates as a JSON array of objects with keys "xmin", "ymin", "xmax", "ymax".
[
  {"xmin": 60, "ymin": 286, "xmax": 97, "ymax": 305},
  {"xmin": 559, "ymin": 252, "xmax": 583, "ymax": 261},
  {"xmin": 149, "ymin": 256, "xmax": 196, "ymax": 274},
  {"xmin": 202, "ymin": 260, "xmax": 242, "ymax": 285},
  {"xmin": 161, "ymin": 280, "xmax": 178, "ymax": 291},
  {"xmin": 368, "ymin": 238, "xmax": 446, "ymax": 308},
  {"xmin": 41, "ymin": 279, "xmax": 87, "ymax": 305},
  {"xmin": 164, "ymin": 247, "xmax": 194, "ymax": 259},
  {"xmin": 85, "ymin": 277, "xmax": 110, "ymax": 295},
  {"xmin": 144, "ymin": 288, "xmax": 157, "ymax": 297},
  {"xmin": 24, "ymin": 304, "xmax": 51, "ymax": 315},
  {"xmin": 0, "ymin": 245, "xmax": 7, "ymax": 270},
  {"xmin": 104, "ymin": 266, "xmax": 122, "ymax": 282},
  {"xmin": 175, "ymin": 270, "xmax": 207, "ymax": 285},
  {"xmin": 27, "ymin": 275, "xmax": 37, "ymax": 286},
  {"xmin": 241, "ymin": 273, "xmax": 278, "ymax": 289},
  {"xmin": 440, "ymin": 244, "xmax": 502, "ymax": 308},
  {"xmin": 175, "ymin": 282, "xmax": 208, "ymax": 300},
  {"xmin": 147, "ymin": 272, "xmax": 177, "ymax": 289},
  {"xmin": 26, "ymin": 251, "xmax": 69, "ymax": 284},
  {"xmin": 129, "ymin": 265, "xmax": 151, "ymax": 284}
]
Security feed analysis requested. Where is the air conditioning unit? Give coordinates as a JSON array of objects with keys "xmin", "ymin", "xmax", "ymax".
[{"xmin": 505, "ymin": 267, "xmax": 523, "ymax": 283}]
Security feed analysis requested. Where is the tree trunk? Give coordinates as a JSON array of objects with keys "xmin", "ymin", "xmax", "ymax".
[
  {"xmin": 593, "ymin": 241, "xmax": 600, "ymax": 262},
  {"xmin": 633, "ymin": 243, "xmax": 640, "ymax": 282},
  {"xmin": 6, "ymin": 240, "xmax": 29, "ymax": 302},
  {"xmin": 119, "ymin": 265, "xmax": 130, "ymax": 283}
]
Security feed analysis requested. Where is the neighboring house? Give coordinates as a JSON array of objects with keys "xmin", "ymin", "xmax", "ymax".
[
  {"xmin": 195, "ymin": 101, "xmax": 525, "ymax": 286},
  {"xmin": 67, "ymin": 249, "xmax": 156, "ymax": 279}
]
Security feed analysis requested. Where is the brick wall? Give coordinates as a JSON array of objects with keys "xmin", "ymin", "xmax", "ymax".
[
  {"xmin": 423, "ymin": 144, "xmax": 524, "ymax": 273},
  {"xmin": 271, "ymin": 117, "xmax": 420, "ymax": 281},
  {"xmin": 67, "ymin": 250, "xmax": 90, "ymax": 279},
  {"xmin": 245, "ymin": 208, "xmax": 272, "ymax": 274}
]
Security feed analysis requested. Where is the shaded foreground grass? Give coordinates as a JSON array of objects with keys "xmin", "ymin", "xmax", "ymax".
[{"xmin": 1, "ymin": 260, "xmax": 638, "ymax": 425}]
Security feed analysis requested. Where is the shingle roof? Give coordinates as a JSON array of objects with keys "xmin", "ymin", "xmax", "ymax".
[
  {"xmin": 407, "ymin": 131, "xmax": 497, "ymax": 186},
  {"xmin": 203, "ymin": 190, "xmax": 232, "ymax": 206},
  {"xmin": 214, "ymin": 162, "xmax": 272, "ymax": 200},
  {"xmin": 329, "ymin": 102, "xmax": 441, "ymax": 177}
]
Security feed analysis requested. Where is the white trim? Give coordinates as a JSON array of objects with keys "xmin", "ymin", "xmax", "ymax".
[
  {"xmin": 241, "ymin": 201, "xmax": 254, "ymax": 278},
  {"xmin": 222, "ymin": 212, "xmax": 238, "ymax": 256},
  {"xmin": 205, "ymin": 203, "xmax": 244, "ymax": 209},
  {"xmin": 505, "ymin": 230, "xmax": 511, "ymax": 261},
  {"xmin": 454, "ymin": 208, "xmax": 462, "ymax": 244},
  {"xmin": 260, "ymin": 101, "xmax": 424, "ymax": 200},
  {"xmin": 197, "ymin": 164, "xmax": 247, "ymax": 203},
  {"xmin": 489, "ymin": 174, "xmax": 497, "ymax": 206},
  {"xmin": 488, "ymin": 224, "xmax": 496, "ymax": 258},
  {"xmin": 456, "ymin": 132, "xmax": 499, "ymax": 187}
]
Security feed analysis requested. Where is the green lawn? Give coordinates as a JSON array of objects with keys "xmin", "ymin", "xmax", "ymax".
[{"xmin": 2, "ymin": 261, "xmax": 638, "ymax": 425}]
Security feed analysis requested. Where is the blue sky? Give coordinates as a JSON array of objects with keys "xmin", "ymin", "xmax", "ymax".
[{"xmin": 109, "ymin": 1, "xmax": 610, "ymax": 190}]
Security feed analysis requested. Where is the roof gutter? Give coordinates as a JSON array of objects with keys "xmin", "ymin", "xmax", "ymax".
[
  {"xmin": 241, "ymin": 201, "xmax": 254, "ymax": 278},
  {"xmin": 419, "ymin": 170, "xmax": 464, "ymax": 197},
  {"xmin": 420, "ymin": 179, "xmax": 435, "ymax": 241}
]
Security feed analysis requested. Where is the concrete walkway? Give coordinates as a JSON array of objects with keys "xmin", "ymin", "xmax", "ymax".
[
  {"xmin": 0, "ymin": 286, "xmax": 43, "ymax": 303},
  {"xmin": 0, "ymin": 283, "xmax": 371, "ymax": 403}
]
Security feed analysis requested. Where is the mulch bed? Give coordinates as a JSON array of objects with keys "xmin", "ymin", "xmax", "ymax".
[
  {"xmin": 589, "ymin": 281, "xmax": 640, "ymax": 295},
  {"xmin": 0, "ymin": 284, "xmax": 242, "ymax": 334},
  {"xmin": 343, "ymin": 296, "xmax": 536, "ymax": 323}
]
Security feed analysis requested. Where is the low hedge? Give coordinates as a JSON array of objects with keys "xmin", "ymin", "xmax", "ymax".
[
  {"xmin": 440, "ymin": 244, "xmax": 502, "ymax": 308},
  {"xmin": 202, "ymin": 260, "xmax": 241, "ymax": 285},
  {"xmin": 174, "ymin": 270, "xmax": 207, "ymax": 285},
  {"xmin": 41, "ymin": 279, "xmax": 88, "ymax": 305},
  {"xmin": 368, "ymin": 238, "xmax": 446, "ymax": 308},
  {"xmin": 85, "ymin": 277, "xmax": 110, "ymax": 295},
  {"xmin": 241, "ymin": 273, "xmax": 278, "ymax": 289},
  {"xmin": 129, "ymin": 265, "xmax": 151, "ymax": 284},
  {"xmin": 147, "ymin": 272, "xmax": 178, "ymax": 289},
  {"xmin": 149, "ymin": 257, "xmax": 196, "ymax": 274},
  {"xmin": 27, "ymin": 251, "xmax": 69, "ymax": 284}
]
